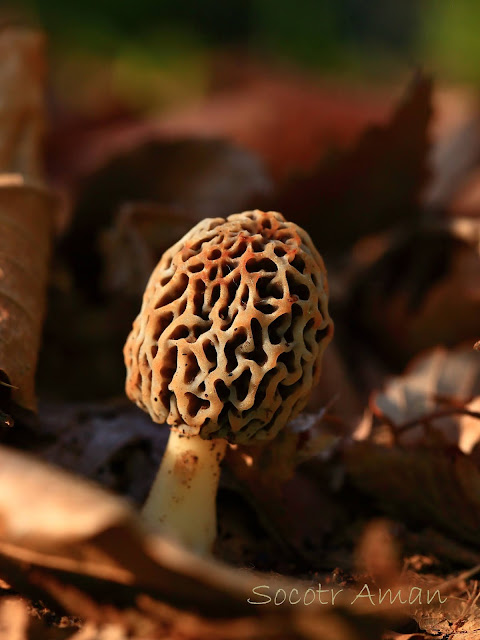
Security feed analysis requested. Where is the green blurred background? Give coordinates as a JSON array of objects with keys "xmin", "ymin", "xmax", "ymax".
[
  {"xmin": 9, "ymin": 0, "xmax": 479, "ymax": 75},
  {"xmin": 7, "ymin": 0, "xmax": 480, "ymax": 91}
]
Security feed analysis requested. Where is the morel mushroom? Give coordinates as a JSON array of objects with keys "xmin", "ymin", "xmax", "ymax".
[{"xmin": 124, "ymin": 210, "xmax": 333, "ymax": 553}]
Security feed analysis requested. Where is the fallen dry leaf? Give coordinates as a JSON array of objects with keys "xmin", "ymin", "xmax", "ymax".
[
  {"xmin": 343, "ymin": 346, "xmax": 480, "ymax": 566},
  {"xmin": 0, "ymin": 597, "xmax": 29, "ymax": 640},
  {"xmin": 0, "ymin": 176, "xmax": 55, "ymax": 412},
  {"xmin": 47, "ymin": 58, "xmax": 392, "ymax": 189},
  {"xmin": 100, "ymin": 202, "xmax": 194, "ymax": 296},
  {"xmin": 225, "ymin": 422, "xmax": 345, "ymax": 568},
  {"xmin": 36, "ymin": 399, "xmax": 342, "ymax": 570},
  {"xmin": 0, "ymin": 28, "xmax": 56, "ymax": 413},
  {"xmin": 3, "ymin": 21, "xmax": 479, "ymax": 640},
  {"xmin": 0, "ymin": 443, "xmax": 270, "ymax": 619},
  {"xmin": 348, "ymin": 227, "xmax": 480, "ymax": 367},
  {"xmin": 451, "ymin": 169, "xmax": 480, "ymax": 218},
  {"xmin": 0, "ymin": 28, "xmax": 46, "ymax": 179},
  {"xmin": 274, "ymin": 72, "xmax": 432, "ymax": 255},
  {"xmin": 423, "ymin": 84, "xmax": 480, "ymax": 214},
  {"xmin": 61, "ymin": 138, "xmax": 271, "ymax": 296},
  {"xmin": 306, "ymin": 344, "xmax": 364, "ymax": 430},
  {"xmin": 424, "ymin": 118, "xmax": 480, "ymax": 213},
  {"xmin": 75, "ymin": 138, "xmax": 271, "ymax": 223},
  {"xmin": 346, "ymin": 442, "xmax": 480, "ymax": 550},
  {"xmin": 363, "ymin": 346, "xmax": 480, "ymax": 452},
  {"xmin": 0, "ymin": 444, "xmax": 400, "ymax": 639},
  {"xmin": 38, "ymin": 400, "xmax": 168, "ymax": 505},
  {"xmin": 157, "ymin": 57, "xmax": 392, "ymax": 182}
]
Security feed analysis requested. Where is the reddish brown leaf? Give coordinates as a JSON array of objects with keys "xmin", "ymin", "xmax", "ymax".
[
  {"xmin": 361, "ymin": 346, "xmax": 480, "ymax": 451},
  {"xmin": 39, "ymin": 400, "xmax": 168, "ymax": 505},
  {"xmin": 346, "ymin": 442, "xmax": 480, "ymax": 548},
  {"xmin": 225, "ymin": 424, "xmax": 344, "ymax": 567},
  {"xmin": 0, "ymin": 445, "xmax": 399, "ymax": 638},
  {"xmin": 100, "ymin": 202, "xmax": 196, "ymax": 296},
  {"xmin": 0, "ymin": 29, "xmax": 57, "ymax": 413},
  {"xmin": 158, "ymin": 59, "xmax": 392, "ymax": 182},
  {"xmin": 0, "ymin": 28, "xmax": 46, "ymax": 179},
  {"xmin": 61, "ymin": 138, "xmax": 271, "ymax": 296},
  {"xmin": 451, "ymin": 166, "xmax": 480, "ymax": 218},
  {"xmin": 348, "ymin": 227, "xmax": 480, "ymax": 367},
  {"xmin": 0, "ymin": 177, "xmax": 55, "ymax": 412},
  {"xmin": 275, "ymin": 72, "xmax": 432, "ymax": 254},
  {"xmin": 47, "ymin": 56, "xmax": 393, "ymax": 191}
]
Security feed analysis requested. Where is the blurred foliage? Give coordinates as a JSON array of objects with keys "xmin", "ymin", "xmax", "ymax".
[
  {"xmin": 420, "ymin": 0, "xmax": 480, "ymax": 85},
  {"xmin": 252, "ymin": 0, "xmax": 419, "ymax": 72},
  {"xmin": 8, "ymin": 0, "xmax": 480, "ymax": 99},
  {"xmin": 0, "ymin": 2, "xmax": 464, "ymax": 79}
]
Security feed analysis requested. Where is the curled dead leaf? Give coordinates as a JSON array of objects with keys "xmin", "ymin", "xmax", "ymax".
[
  {"xmin": 346, "ymin": 347, "xmax": 480, "ymax": 550},
  {"xmin": 306, "ymin": 344, "xmax": 364, "ymax": 431},
  {"xmin": 0, "ymin": 27, "xmax": 57, "ymax": 412},
  {"xmin": 100, "ymin": 202, "xmax": 194, "ymax": 296},
  {"xmin": 225, "ymin": 420, "xmax": 344, "ymax": 567},
  {"xmin": 0, "ymin": 28, "xmax": 46, "ymax": 179},
  {"xmin": 0, "ymin": 445, "xmax": 400, "ymax": 638},
  {"xmin": 348, "ymin": 227, "xmax": 480, "ymax": 367},
  {"xmin": 0, "ymin": 177, "xmax": 55, "ymax": 412},
  {"xmin": 0, "ymin": 597, "xmax": 29, "ymax": 640},
  {"xmin": 275, "ymin": 71, "xmax": 432, "ymax": 254},
  {"xmin": 450, "ymin": 163, "xmax": 480, "ymax": 218},
  {"xmin": 39, "ymin": 400, "xmax": 168, "ymax": 504},
  {"xmin": 346, "ymin": 442, "xmax": 480, "ymax": 549},
  {"xmin": 362, "ymin": 346, "xmax": 480, "ymax": 452},
  {"xmin": 0, "ymin": 28, "xmax": 57, "ymax": 413},
  {"xmin": 62, "ymin": 138, "xmax": 271, "ymax": 296},
  {"xmin": 158, "ymin": 58, "xmax": 392, "ymax": 182}
]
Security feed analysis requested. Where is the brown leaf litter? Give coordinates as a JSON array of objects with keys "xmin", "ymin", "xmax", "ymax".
[
  {"xmin": 274, "ymin": 71, "xmax": 433, "ymax": 255},
  {"xmin": 0, "ymin": 28, "xmax": 57, "ymax": 414},
  {"xmin": 0, "ymin": 444, "xmax": 401, "ymax": 639},
  {"xmin": 3, "ymin": 22, "xmax": 480, "ymax": 640},
  {"xmin": 347, "ymin": 226, "xmax": 480, "ymax": 368},
  {"xmin": 347, "ymin": 347, "xmax": 480, "ymax": 549}
]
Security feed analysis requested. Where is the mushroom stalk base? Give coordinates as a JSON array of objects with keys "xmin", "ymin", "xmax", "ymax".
[{"xmin": 142, "ymin": 429, "xmax": 227, "ymax": 555}]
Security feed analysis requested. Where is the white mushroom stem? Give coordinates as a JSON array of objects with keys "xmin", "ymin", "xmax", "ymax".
[{"xmin": 141, "ymin": 429, "xmax": 227, "ymax": 555}]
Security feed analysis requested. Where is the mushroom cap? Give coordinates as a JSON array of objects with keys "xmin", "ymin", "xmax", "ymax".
[{"xmin": 124, "ymin": 210, "xmax": 333, "ymax": 443}]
